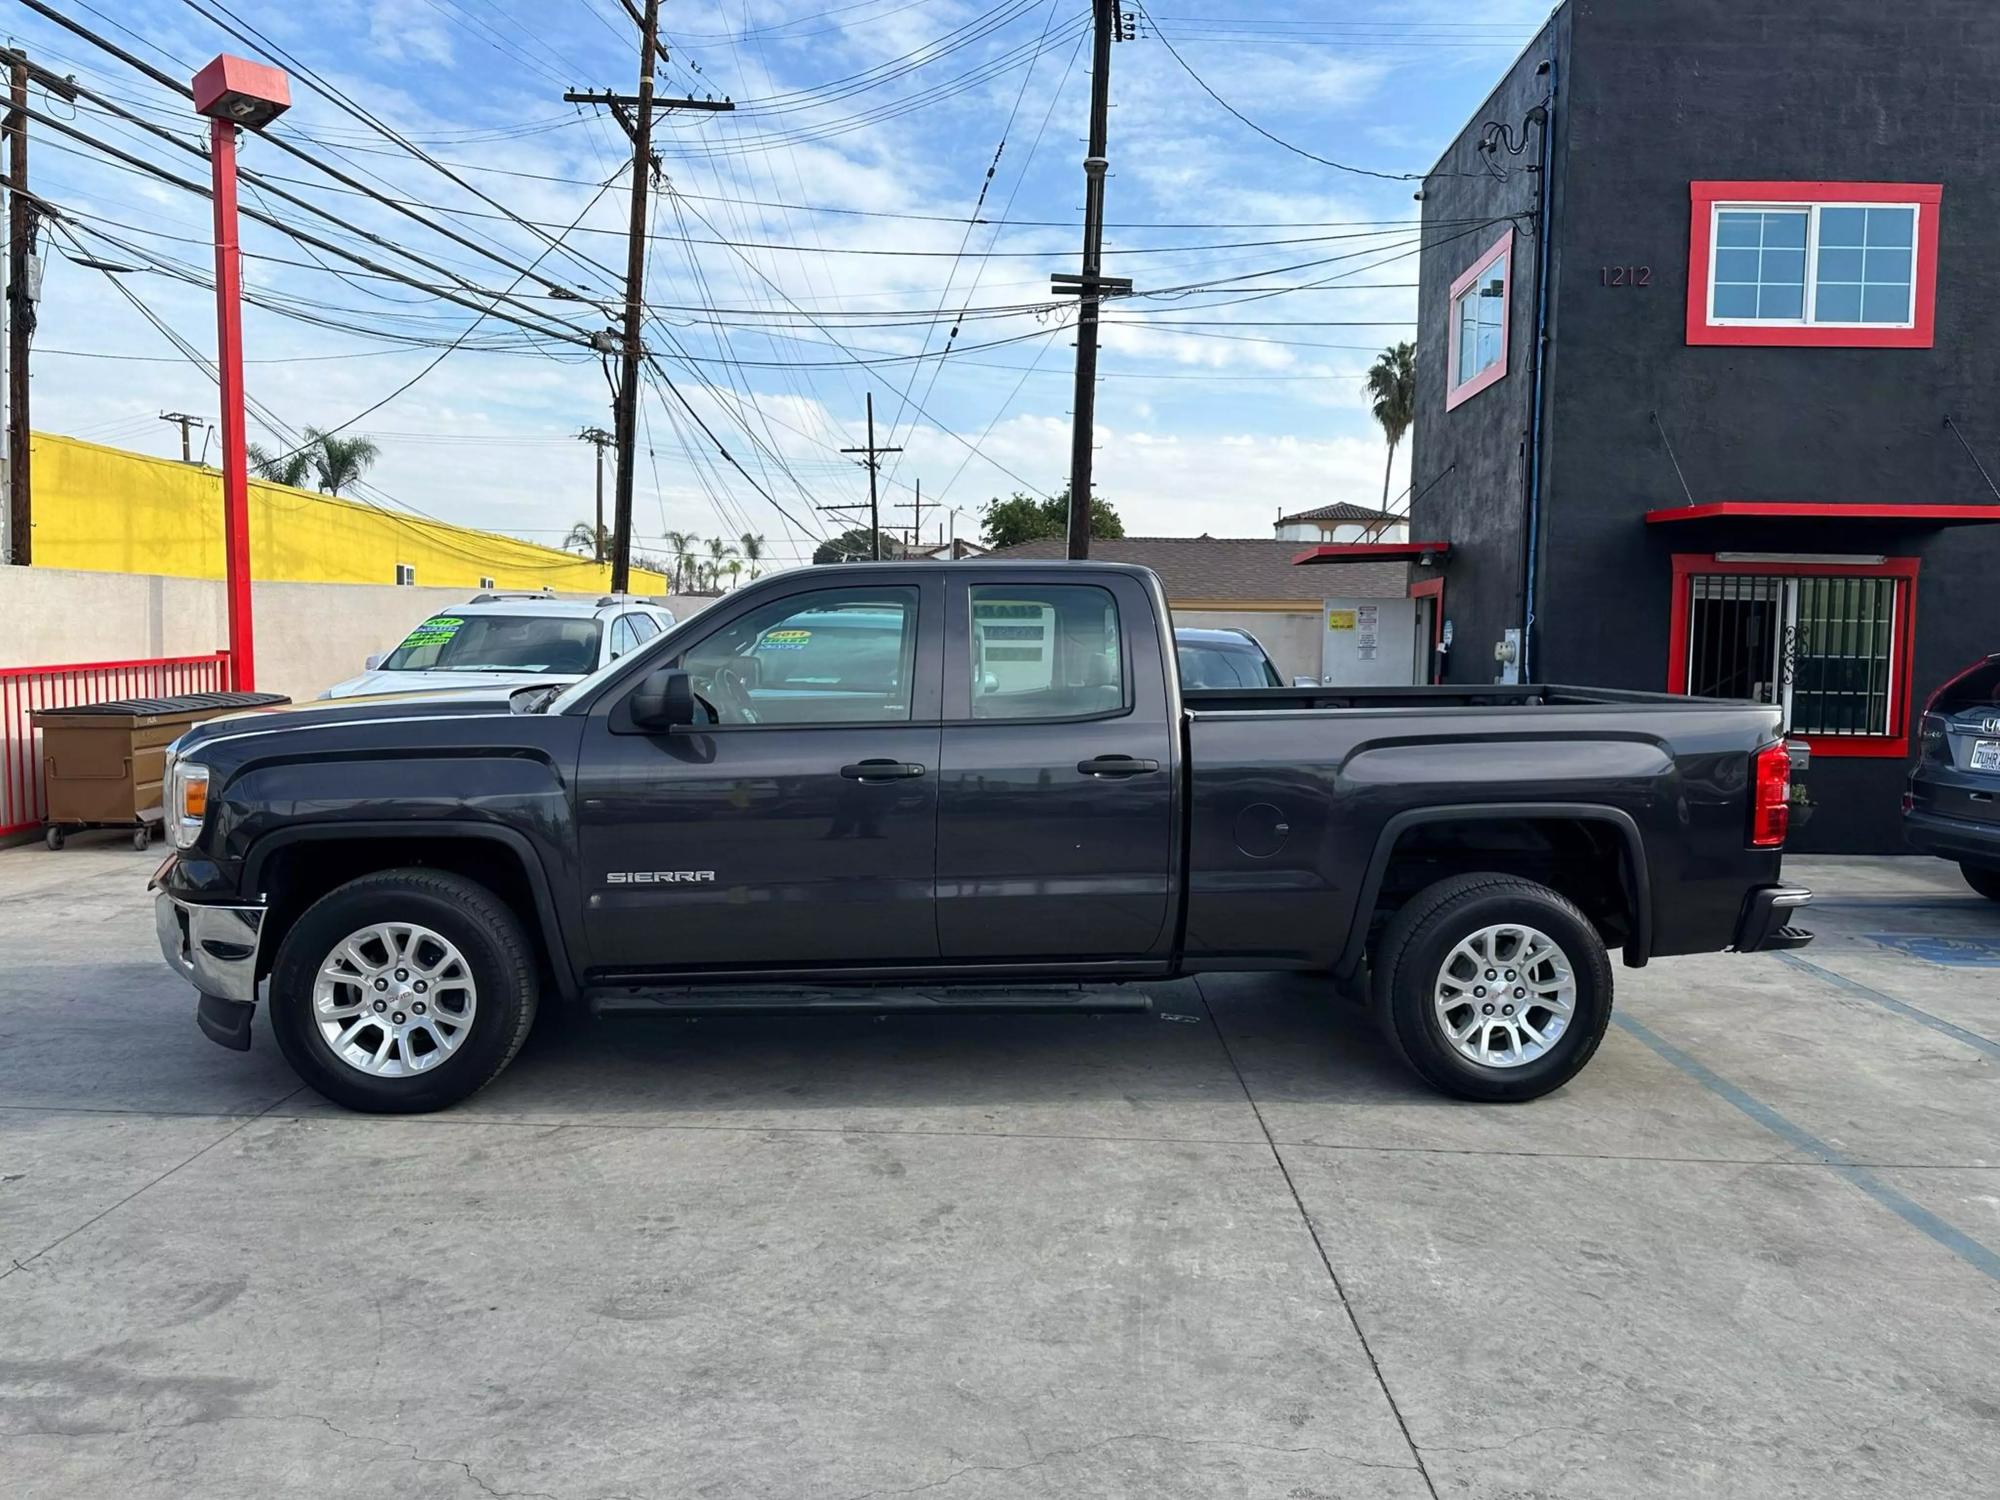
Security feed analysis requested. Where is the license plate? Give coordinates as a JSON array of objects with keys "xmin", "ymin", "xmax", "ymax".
[{"xmin": 1973, "ymin": 740, "xmax": 2000, "ymax": 771}]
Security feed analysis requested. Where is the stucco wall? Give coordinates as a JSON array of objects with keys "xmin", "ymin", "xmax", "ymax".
[
  {"xmin": 0, "ymin": 566, "xmax": 707, "ymax": 704},
  {"xmin": 22, "ymin": 432, "xmax": 671, "ymax": 594}
]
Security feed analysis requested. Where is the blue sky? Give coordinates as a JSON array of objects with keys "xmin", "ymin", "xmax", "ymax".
[{"xmin": 14, "ymin": 0, "xmax": 1552, "ymax": 568}]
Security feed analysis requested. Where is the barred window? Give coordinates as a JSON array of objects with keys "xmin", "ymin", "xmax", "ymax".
[{"xmin": 1684, "ymin": 572, "xmax": 1901, "ymax": 738}]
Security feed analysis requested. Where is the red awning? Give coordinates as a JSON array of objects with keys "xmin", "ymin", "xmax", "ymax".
[
  {"xmin": 1644, "ymin": 502, "xmax": 2000, "ymax": 527},
  {"xmin": 1292, "ymin": 541, "xmax": 1450, "ymax": 565}
]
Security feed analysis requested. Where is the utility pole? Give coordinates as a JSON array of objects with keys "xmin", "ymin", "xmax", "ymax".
[
  {"xmin": 577, "ymin": 424, "xmax": 613, "ymax": 563},
  {"xmin": 6, "ymin": 54, "xmax": 34, "ymax": 565},
  {"xmin": 160, "ymin": 411, "xmax": 205, "ymax": 463},
  {"xmin": 892, "ymin": 476, "xmax": 928, "ymax": 551},
  {"xmin": 833, "ymin": 393, "xmax": 901, "ymax": 561},
  {"xmin": 1053, "ymin": 0, "xmax": 1133, "ymax": 560},
  {"xmin": 565, "ymin": 2, "xmax": 734, "ymax": 595}
]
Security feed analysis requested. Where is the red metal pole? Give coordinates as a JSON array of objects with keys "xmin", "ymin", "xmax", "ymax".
[{"xmin": 209, "ymin": 115, "xmax": 254, "ymax": 691}]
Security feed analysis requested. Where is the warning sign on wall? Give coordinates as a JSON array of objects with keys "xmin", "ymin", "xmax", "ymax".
[{"xmin": 1327, "ymin": 608, "xmax": 1357, "ymax": 630}]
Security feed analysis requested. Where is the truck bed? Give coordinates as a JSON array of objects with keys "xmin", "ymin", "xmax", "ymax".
[{"xmin": 1181, "ymin": 682, "xmax": 1738, "ymax": 713}]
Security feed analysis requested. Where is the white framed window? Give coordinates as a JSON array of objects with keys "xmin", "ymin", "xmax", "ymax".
[
  {"xmin": 395, "ymin": 563, "xmax": 416, "ymax": 586},
  {"xmin": 1708, "ymin": 201, "xmax": 1919, "ymax": 328},
  {"xmin": 1444, "ymin": 228, "xmax": 1512, "ymax": 410},
  {"xmin": 1687, "ymin": 182, "xmax": 1940, "ymax": 348}
]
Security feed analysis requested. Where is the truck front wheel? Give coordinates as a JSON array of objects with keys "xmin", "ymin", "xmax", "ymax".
[
  {"xmin": 269, "ymin": 868, "xmax": 539, "ymax": 1113},
  {"xmin": 1373, "ymin": 873, "xmax": 1612, "ymax": 1102}
]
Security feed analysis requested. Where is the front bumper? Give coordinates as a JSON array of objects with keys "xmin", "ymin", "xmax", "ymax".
[
  {"xmin": 1734, "ymin": 884, "xmax": 1814, "ymax": 952},
  {"xmin": 155, "ymin": 891, "xmax": 266, "ymax": 1048}
]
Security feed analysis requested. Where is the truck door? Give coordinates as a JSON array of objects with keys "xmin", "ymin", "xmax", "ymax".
[
  {"xmin": 934, "ymin": 574, "xmax": 1179, "ymax": 962},
  {"xmin": 574, "ymin": 578, "xmax": 943, "ymax": 975}
]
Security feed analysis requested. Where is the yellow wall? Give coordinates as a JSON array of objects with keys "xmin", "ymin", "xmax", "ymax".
[{"xmin": 26, "ymin": 432, "xmax": 669, "ymax": 594}]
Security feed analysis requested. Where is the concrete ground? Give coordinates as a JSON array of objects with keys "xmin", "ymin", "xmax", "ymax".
[{"xmin": 2, "ymin": 843, "xmax": 1997, "ymax": 1499}]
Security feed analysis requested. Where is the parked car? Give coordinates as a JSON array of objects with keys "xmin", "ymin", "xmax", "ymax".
[
  {"xmin": 321, "ymin": 594, "xmax": 676, "ymax": 699},
  {"xmin": 1905, "ymin": 653, "xmax": 2000, "ymax": 897},
  {"xmin": 154, "ymin": 560, "xmax": 1810, "ymax": 1114},
  {"xmin": 1175, "ymin": 625, "xmax": 1317, "ymax": 689}
]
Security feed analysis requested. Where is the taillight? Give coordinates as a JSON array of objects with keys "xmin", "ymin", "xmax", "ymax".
[{"xmin": 1752, "ymin": 741, "xmax": 1790, "ymax": 848}]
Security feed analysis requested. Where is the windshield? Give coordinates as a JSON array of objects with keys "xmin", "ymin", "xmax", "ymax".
[
  {"xmin": 1179, "ymin": 641, "xmax": 1283, "ymax": 689},
  {"xmin": 379, "ymin": 615, "xmax": 601, "ymax": 676}
]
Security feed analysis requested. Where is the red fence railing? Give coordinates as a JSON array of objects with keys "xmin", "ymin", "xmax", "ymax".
[{"xmin": 0, "ymin": 652, "xmax": 232, "ymax": 838}]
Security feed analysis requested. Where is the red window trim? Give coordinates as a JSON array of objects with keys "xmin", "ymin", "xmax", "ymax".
[
  {"xmin": 1444, "ymin": 227, "xmax": 1513, "ymax": 410},
  {"xmin": 1686, "ymin": 180, "xmax": 1941, "ymax": 348},
  {"xmin": 1666, "ymin": 552, "xmax": 1919, "ymax": 758}
]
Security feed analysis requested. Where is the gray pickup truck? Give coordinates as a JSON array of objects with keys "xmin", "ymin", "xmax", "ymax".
[{"xmin": 152, "ymin": 560, "xmax": 1811, "ymax": 1113}]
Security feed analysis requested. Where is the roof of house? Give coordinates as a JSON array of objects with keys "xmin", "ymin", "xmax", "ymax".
[
  {"xmin": 982, "ymin": 535, "xmax": 1408, "ymax": 602},
  {"xmin": 1275, "ymin": 501, "xmax": 1402, "ymax": 526}
]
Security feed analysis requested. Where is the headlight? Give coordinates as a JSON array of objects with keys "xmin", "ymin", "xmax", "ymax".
[{"xmin": 165, "ymin": 756, "xmax": 210, "ymax": 850}]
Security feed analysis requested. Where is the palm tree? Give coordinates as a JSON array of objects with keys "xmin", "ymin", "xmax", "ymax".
[
  {"xmin": 738, "ymin": 532, "xmax": 766, "ymax": 581},
  {"xmin": 704, "ymin": 535, "xmax": 737, "ymax": 594},
  {"xmin": 725, "ymin": 558, "xmax": 743, "ymax": 590},
  {"xmin": 247, "ymin": 441, "xmax": 312, "ymax": 489},
  {"xmin": 1363, "ymin": 342, "xmax": 1416, "ymax": 511},
  {"xmin": 660, "ymin": 529, "xmax": 695, "ymax": 593},
  {"xmin": 564, "ymin": 520, "xmax": 608, "ymax": 558},
  {"xmin": 305, "ymin": 427, "xmax": 381, "ymax": 497}
]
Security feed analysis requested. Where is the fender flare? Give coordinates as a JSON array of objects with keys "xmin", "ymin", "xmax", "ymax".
[
  {"xmin": 1334, "ymin": 802, "xmax": 1652, "ymax": 981},
  {"xmin": 244, "ymin": 821, "xmax": 579, "ymax": 1001}
]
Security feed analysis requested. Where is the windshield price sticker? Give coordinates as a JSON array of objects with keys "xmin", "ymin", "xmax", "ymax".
[
  {"xmin": 758, "ymin": 628, "xmax": 813, "ymax": 651},
  {"xmin": 398, "ymin": 616, "xmax": 464, "ymax": 650}
]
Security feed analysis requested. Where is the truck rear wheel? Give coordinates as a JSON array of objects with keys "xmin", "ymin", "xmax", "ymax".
[
  {"xmin": 1372, "ymin": 873, "xmax": 1612, "ymax": 1102},
  {"xmin": 269, "ymin": 868, "xmax": 539, "ymax": 1113}
]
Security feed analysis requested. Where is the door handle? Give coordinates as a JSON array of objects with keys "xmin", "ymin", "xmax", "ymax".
[
  {"xmin": 1077, "ymin": 755, "xmax": 1161, "ymax": 777},
  {"xmin": 841, "ymin": 759, "xmax": 926, "ymax": 782}
]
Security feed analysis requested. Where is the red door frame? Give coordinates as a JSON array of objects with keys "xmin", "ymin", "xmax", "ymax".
[
  {"xmin": 1408, "ymin": 574, "xmax": 1445, "ymax": 685},
  {"xmin": 1666, "ymin": 552, "xmax": 1919, "ymax": 758}
]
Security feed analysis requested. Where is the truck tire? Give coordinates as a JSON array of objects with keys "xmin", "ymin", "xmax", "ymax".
[
  {"xmin": 1960, "ymin": 863, "xmax": 2000, "ymax": 902},
  {"xmin": 268, "ymin": 868, "xmax": 539, "ymax": 1114},
  {"xmin": 1372, "ymin": 872, "xmax": 1612, "ymax": 1103}
]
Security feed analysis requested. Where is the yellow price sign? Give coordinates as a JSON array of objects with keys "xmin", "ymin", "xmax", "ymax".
[{"xmin": 1327, "ymin": 609, "xmax": 1357, "ymax": 630}]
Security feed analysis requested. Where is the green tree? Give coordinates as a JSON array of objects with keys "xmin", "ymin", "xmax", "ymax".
[
  {"xmin": 247, "ymin": 442, "xmax": 312, "ymax": 489},
  {"xmin": 738, "ymin": 531, "xmax": 766, "ymax": 580},
  {"xmin": 813, "ymin": 527, "xmax": 900, "ymax": 564},
  {"xmin": 1363, "ymin": 341, "xmax": 1416, "ymax": 510},
  {"xmin": 701, "ymin": 535, "xmax": 738, "ymax": 591},
  {"xmin": 306, "ymin": 427, "xmax": 381, "ymax": 497},
  {"xmin": 980, "ymin": 487, "xmax": 1124, "ymax": 549}
]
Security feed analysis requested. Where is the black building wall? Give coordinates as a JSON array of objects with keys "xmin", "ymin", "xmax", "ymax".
[
  {"xmin": 1414, "ymin": 0, "xmax": 2000, "ymax": 852},
  {"xmin": 1409, "ymin": 7, "xmax": 1569, "ymax": 687}
]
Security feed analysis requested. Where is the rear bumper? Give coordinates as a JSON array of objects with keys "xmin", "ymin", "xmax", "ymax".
[
  {"xmin": 1733, "ymin": 884, "xmax": 1814, "ymax": 952},
  {"xmin": 1904, "ymin": 807, "xmax": 2000, "ymax": 868}
]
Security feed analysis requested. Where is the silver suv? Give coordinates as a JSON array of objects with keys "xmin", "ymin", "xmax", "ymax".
[{"xmin": 322, "ymin": 593, "xmax": 677, "ymax": 699}]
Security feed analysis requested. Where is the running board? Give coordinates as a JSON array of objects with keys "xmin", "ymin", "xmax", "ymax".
[{"xmin": 586, "ymin": 983, "xmax": 1157, "ymax": 1018}]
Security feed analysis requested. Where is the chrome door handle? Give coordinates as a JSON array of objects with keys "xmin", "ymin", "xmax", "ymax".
[
  {"xmin": 1077, "ymin": 755, "xmax": 1161, "ymax": 777},
  {"xmin": 841, "ymin": 759, "xmax": 926, "ymax": 782}
]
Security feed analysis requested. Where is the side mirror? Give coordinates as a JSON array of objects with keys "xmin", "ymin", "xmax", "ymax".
[
  {"xmin": 630, "ymin": 668, "xmax": 698, "ymax": 730},
  {"xmin": 365, "ymin": 653, "xmax": 385, "ymax": 670}
]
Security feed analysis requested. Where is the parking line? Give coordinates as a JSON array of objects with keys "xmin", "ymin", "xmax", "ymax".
[
  {"xmin": 1611, "ymin": 1013, "xmax": 2000, "ymax": 1285},
  {"xmin": 1774, "ymin": 951, "xmax": 2000, "ymax": 1062}
]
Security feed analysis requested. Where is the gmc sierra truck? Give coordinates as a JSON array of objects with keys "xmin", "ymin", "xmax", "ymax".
[{"xmin": 151, "ymin": 561, "xmax": 1812, "ymax": 1113}]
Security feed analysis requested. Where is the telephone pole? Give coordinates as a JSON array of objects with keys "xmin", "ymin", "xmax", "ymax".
[
  {"xmin": 6, "ymin": 54, "xmax": 35, "ymax": 564},
  {"xmin": 892, "ymin": 476, "xmax": 928, "ymax": 550},
  {"xmin": 577, "ymin": 424, "xmax": 613, "ymax": 563},
  {"xmin": 829, "ymin": 393, "xmax": 901, "ymax": 560},
  {"xmin": 160, "ymin": 411, "xmax": 205, "ymax": 463},
  {"xmin": 1054, "ymin": 0, "xmax": 1133, "ymax": 560},
  {"xmin": 565, "ymin": 1, "xmax": 734, "ymax": 594}
]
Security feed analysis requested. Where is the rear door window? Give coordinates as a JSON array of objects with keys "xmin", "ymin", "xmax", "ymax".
[{"xmin": 969, "ymin": 585, "xmax": 1125, "ymax": 720}]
